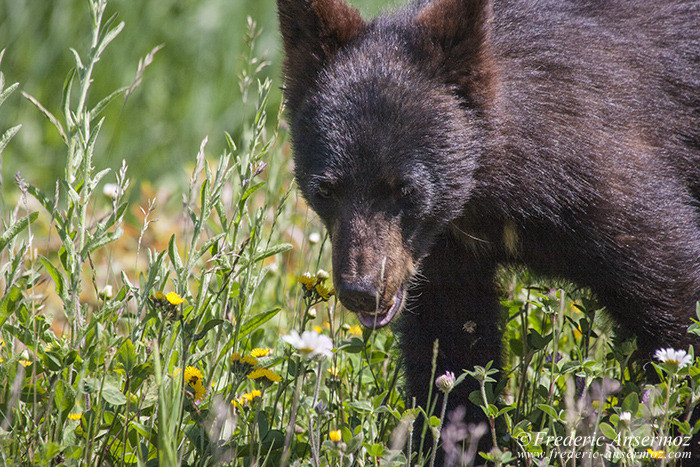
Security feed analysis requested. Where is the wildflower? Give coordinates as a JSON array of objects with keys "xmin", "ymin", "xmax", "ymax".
[
  {"xmin": 647, "ymin": 449, "xmax": 664, "ymax": 459},
  {"xmin": 655, "ymin": 348, "xmax": 693, "ymax": 367},
  {"xmin": 68, "ymin": 413, "xmax": 82, "ymax": 421},
  {"xmin": 347, "ymin": 325, "xmax": 363, "ymax": 336},
  {"xmin": 164, "ymin": 292, "xmax": 185, "ymax": 305},
  {"xmin": 151, "ymin": 291, "xmax": 185, "ymax": 305},
  {"xmin": 231, "ymin": 352, "xmax": 258, "ymax": 376},
  {"xmin": 297, "ymin": 272, "xmax": 316, "ymax": 290},
  {"xmin": 327, "ymin": 366, "xmax": 340, "ymax": 377},
  {"xmin": 103, "ymin": 183, "xmax": 119, "ymax": 199},
  {"xmin": 180, "ymin": 366, "xmax": 207, "ymax": 402},
  {"xmin": 315, "ymin": 282, "xmax": 335, "ymax": 300},
  {"xmin": 184, "ymin": 366, "xmax": 204, "ymax": 386},
  {"xmin": 316, "ymin": 269, "xmax": 330, "ymax": 281},
  {"xmin": 654, "ymin": 348, "xmax": 693, "ymax": 369},
  {"xmin": 99, "ymin": 284, "xmax": 114, "ymax": 300},
  {"xmin": 19, "ymin": 359, "xmax": 32, "ymax": 367},
  {"xmin": 247, "ymin": 367, "xmax": 282, "ymax": 385},
  {"xmin": 191, "ymin": 381, "xmax": 206, "ymax": 402},
  {"xmin": 309, "ymin": 232, "xmax": 321, "ymax": 244},
  {"xmin": 175, "ymin": 366, "xmax": 207, "ymax": 402},
  {"xmin": 307, "ymin": 307, "xmax": 318, "ymax": 319},
  {"xmin": 330, "ymin": 430, "xmax": 342, "ymax": 442},
  {"xmin": 435, "ymin": 371, "xmax": 456, "ymax": 394},
  {"xmin": 282, "ymin": 330, "xmax": 333, "ymax": 360},
  {"xmin": 151, "ymin": 291, "xmax": 185, "ymax": 319},
  {"xmin": 231, "ymin": 389, "xmax": 262, "ymax": 409},
  {"xmin": 619, "ymin": 411, "xmax": 631, "ymax": 422},
  {"xmin": 250, "ymin": 347, "xmax": 272, "ymax": 358}
]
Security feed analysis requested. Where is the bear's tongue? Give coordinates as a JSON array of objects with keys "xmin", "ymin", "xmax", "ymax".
[{"xmin": 356, "ymin": 289, "xmax": 403, "ymax": 329}]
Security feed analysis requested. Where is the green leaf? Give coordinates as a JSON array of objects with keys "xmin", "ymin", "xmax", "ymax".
[
  {"xmin": 621, "ymin": 392, "xmax": 639, "ymax": 417},
  {"xmin": 336, "ymin": 337, "xmax": 365, "ymax": 354},
  {"xmin": 168, "ymin": 235, "xmax": 183, "ymax": 271},
  {"xmin": 238, "ymin": 308, "xmax": 281, "ymax": 338},
  {"xmin": 0, "ymin": 124, "xmax": 21, "ymax": 157},
  {"xmin": 241, "ymin": 181, "xmax": 264, "ymax": 204},
  {"xmin": 39, "ymin": 256, "xmax": 67, "ymax": 303},
  {"xmin": 116, "ymin": 339, "xmax": 137, "ymax": 374},
  {"xmin": 55, "ymin": 379, "xmax": 76, "ymax": 420},
  {"xmin": 348, "ymin": 400, "xmax": 373, "ymax": 413},
  {"xmin": 84, "ymin": 227, "xmax": 123, "ymax": 255},
  {"xmin": 0, "ymin": 286, "xmax": 23, "ymax": 328},
  {"xmin": 252, "ymin": 243, "xmax": 293, "ymax": 264},
  {"xmin": 599, "ymin": 422, "xmax": 617, "ymax": 440},
  {"xmin": 0, "ymin": 82, "xmax": 19, "ymax": 108},
  {"xmin": 90, "ymin": 87, "xmax": 127, "ymax": 122},
  {"xmin": 537, "ymin": 404, "xmax": 559, "ymax": 421},
  {"xmin": 102, "ymin": 385, "xmax": 127, "ymax": 406},
  {"xmin": 62, "ymin": 69, "xmax": 76, "ymax": 131},
  {"xmin": 22, "ymin": 91, "xmax": 68, "ymax": 143},
  {"xmin": 0, "ymin": 212, "xmax": 38, "ymax": 252},
  {"xmin": 96, "ymin": 21, "xmax": 125, "ymax": 58},
  {"xmin": 193, "ymin": 319, "xmax": 224, "ymax": 341}
]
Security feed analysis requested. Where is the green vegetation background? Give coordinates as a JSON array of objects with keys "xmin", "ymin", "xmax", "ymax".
[{"xmin": 0, "ymin": 0, "xmax": 393, "ymax": 194}]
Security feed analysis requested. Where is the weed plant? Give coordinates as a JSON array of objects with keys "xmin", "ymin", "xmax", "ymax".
[{"xmin": 1, "ymin": 1, "xmax": 699, "ymax": 466}]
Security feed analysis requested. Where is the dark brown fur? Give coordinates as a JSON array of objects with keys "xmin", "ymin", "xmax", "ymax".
[{"xmin": 277, "ymin": 0, "xmax": 700, "ymax": 457}]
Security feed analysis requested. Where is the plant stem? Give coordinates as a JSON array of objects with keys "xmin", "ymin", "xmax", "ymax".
[
  {"xmin": 281, "ymin": 358, "xmax": 305, "ymax": 466},
  {"xmin": 429, "ymin": 392, "xmax": 449, "ymax": 467}
]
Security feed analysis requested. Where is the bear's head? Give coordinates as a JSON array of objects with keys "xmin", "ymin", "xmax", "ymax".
[{"xmin": 278, "ymin": 0, "xmax": 495, "ymax": 328}]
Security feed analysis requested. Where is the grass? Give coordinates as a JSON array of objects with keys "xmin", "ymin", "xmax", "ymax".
[{"xmin": 1, "ymin": 1, "xmax": 700, "ymax": 465}]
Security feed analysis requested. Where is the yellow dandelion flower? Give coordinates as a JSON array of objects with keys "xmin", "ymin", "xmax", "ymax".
[
  {"xmin": 251, "ymin": 347, "xmax": 272, "ymax": 358},
  {"xmin": 243, "ymin": 355, "xmax": 259, "ymax": 366},
  {"xmin": 297, "ymin": 272, "xmax": 316, "ymax": 290},
  {"xmin": 176, "ymin": 367, "xmax": 206, "ymax": 402},
  {"xmin": 0, "ymin": 338, "xmax": 5, "ymax": 347},
  {"xmin": 154, "ymin": 291, "xmax": 166, "ymax": 300},
  {"xmin": 315, "ymin": 282, "xmax": 335, "ymax": 300},
  {"xmin": 232, "ymin": 389, "xmax": 262, "ymax": 409},
  {"xmin": 68, "ymin": 413, "xmax": 82, "ymax": 421},
  {"xmin": 231, "ymin": 353, "xmax": 258, "ymax": 376},
  {"xmin": 192, "ymin": 381, "xmax": 207, "ymax": 402},
  {"xmin": 313, "ymin": 325, "xmax": 324, "ymax": 333},
  {"xmin": 19, "ymin": 359, "xmax": 32, "ymax": 367},
  {"xmin": 183, "ymin": 366, "xmax": 204, "ymax": 386},
  {"xmin": 247, "ymin": 368, "xmax": 282, "ymax": 384},
  {"xmin": 647, "ymin": 449, "xmax": 664, "ymax": 459},
  {"xmin": 327, "ymin": 366, "xmax": 340, "ymax": 377},
  {"xmin": 165, "ymin": 292, "xmax": 185, "ymax": 305},
  {"xmin": 348, "ymin": 325, "xmax": 363, "ymax": 336},
  {"xmin": 330, "ymin": 430, "xmax": 342, "ymax": 442}
]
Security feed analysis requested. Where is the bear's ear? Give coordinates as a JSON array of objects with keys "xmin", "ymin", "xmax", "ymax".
[
  {"xmin": 415, "ymin": 0, "xmax": 495, "ymax": 107},
  {"xmin": 278, "ymin": 0, "xmax": 366, "ymax": 111}
]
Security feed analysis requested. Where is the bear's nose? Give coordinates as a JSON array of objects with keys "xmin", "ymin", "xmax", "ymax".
[{"xmin": 336, "ymin": 279, "xmax": 379, "ymax": 313}]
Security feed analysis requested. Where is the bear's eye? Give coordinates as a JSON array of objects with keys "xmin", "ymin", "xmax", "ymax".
[{"xmin": 315, "ymin": 183, "xmax": 333, "ymax": 199}]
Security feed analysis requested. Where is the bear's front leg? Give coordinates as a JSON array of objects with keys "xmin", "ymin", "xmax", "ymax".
[{"xmin": 396, "ymin": 230, "xmax": 503, "ymax": 458}]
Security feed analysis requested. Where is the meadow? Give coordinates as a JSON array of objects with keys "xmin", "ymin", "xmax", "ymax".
[{"xmin": 0, "ymin": 0, "xmax": 699, "ymax": 465}]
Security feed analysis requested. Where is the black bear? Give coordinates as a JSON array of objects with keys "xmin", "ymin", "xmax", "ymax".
[{"xmin": 277, "ymin": 0, "xmax": 700, "ymax": 458}]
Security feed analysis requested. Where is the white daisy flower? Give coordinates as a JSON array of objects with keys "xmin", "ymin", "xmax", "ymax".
[
  {"xmin": 654, "ymin": 347, "xmax": 693, "ymax": 369},
  {"xmin": 103, "ymin": 183, "xmax": 120, "ymax": 199},
  {"xmin": 282, "ymin": 330, "xmax": 333, "ymax": 360},
  {"xmin": 308, "ymin": 232, "xmax": 321, "ymax": 244}
]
